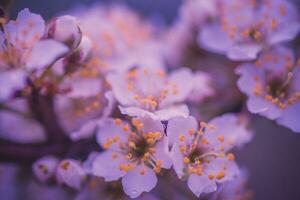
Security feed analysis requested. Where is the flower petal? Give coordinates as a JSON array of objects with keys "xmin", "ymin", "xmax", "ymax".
[
  {"xmin": 198, "ymin": 25, "xmax": 233, "ymax": 54},
  {"xmin": 0, "ymin": 69, "xmax": 26, "ymax": 102},
  {"xmin": 154, "ymin": 137, "xmax": 172, "ymax": 169},
  {"xmin": 92, "ymin": 151, "xmax": 126, "ymax": 181},
  {"xmin": 4, "ymin": 8, "xmax": 45, "ymax": 49},
  {"xmin": 247, "ymin": 97, "xmax": 282, "ymax": 120},
  {"xmin": 170, "ymin": 143, "xmax": 185, "ymax": 178},
  {"xmin": 187, "ymin": 174, "xmax": 217, "ymax": 197},
  {"xmin": 106, "ymin": 73, "xmax": 135, "ymax": 106},
  {"xmin": 119, "ymin": 106, "xmax": 158, "ymax": 120},
  {"xmin": 227, "ymin": 44, "xmax": 262, "ymax": 61},
  {"xmin": 167, "ymin": 116, "xmax": 198, "ymax": 146},
  {"xmin": 122, "ymin": 165, "xmax": 157, "ymax": 198},
  {"xmin": 269, "ymin": 21, "xmax": 300, "ymax": 44},
  {"xmin": 25, "ymin": 39, "xmax": 69, "ymax": 70},
  {"xmin": 56, "ymin": 159, "xmax": 86, "ymax": 190},
  {"xmin": 277, "ymin": 103, "xmax": 300, "ymax": 133},
  {"xmin": 161, "ymin": 68, "xmax": 195, "ymax": 106},
  {"xmin": 154, "ymin": 104, "xmax": 189, "ymax": 121},
  {"xmin": 205, "ymin": 113, "xmax": 253, "ymax": 152}
]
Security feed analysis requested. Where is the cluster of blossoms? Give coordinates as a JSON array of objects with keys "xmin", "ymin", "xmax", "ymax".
[{"xmin": 0, "ymin": 0, "xmax": 299, "ymax": 199}]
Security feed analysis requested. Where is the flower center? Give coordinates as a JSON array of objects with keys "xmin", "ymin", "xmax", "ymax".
[{"xmin": 105, "ymin": 118, "xmax": 163, "ymax": 175}]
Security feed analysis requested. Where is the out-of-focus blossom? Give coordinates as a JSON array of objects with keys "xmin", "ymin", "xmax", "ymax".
[
  {"xmin": 32, "ymin": 155, "xmax": 59, "ymax": 183},
  {"xmin": 187, "ymin": 71, "xmax": 214, "ymax": 103},
  {"xmin": 0, "ymin": 8, "xmax": 69, "ymax": 101},
  {"xmin": 107, "ymin": 68, "xmax": 199, "ymax": 120},
  {"xmin": 92, "ymin": 116, "xmax": 172, "ymax": 198},
  {"xmin": 0, "ymin": 69, "xmax": 26, "ymax": 101},
  {"xmin": 56, "ymin": 159, "xmax": 86, "ymax": 190},
  {"xmin": 164, "ymin": 0, "xmax": 217, "ymax": 66},
  {"xmin": 54, "ymin": 72, "xmax": 115, "ymax": 140},
  {"xmin": 212, "ymin": 169, "xmax": 252, "ymax": 200},
  {"xmin": 167, "ymin": 114, "xmax": 252, "ymax": 197},
  {"xmin": 179, "ymin": 0, "xmax": 217, "ymax": 28},
  {"xmin": 46, "ymin": 15, "xmax": 82, "ymax": 50},
  {"xmin": 70, "ymin": 4, "xmax": 165, "ymax": 74},
  {"xmin": 236, "ymin": 45, "xmax": 300, "ymax": 132},
  {"xmin": 199, "ymin": 0, "xmax": 300, "ymax": 61},
  {"xmin": 75, "ymin": 177, "xmax": 159, "ymax": 200},
  {"xmin": 0, "ymin": 98, "xmax": 46, "ymax": 143}
]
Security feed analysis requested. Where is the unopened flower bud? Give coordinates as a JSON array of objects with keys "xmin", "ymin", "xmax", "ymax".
[
  {"xmin": 56, "ymin": 159, "xmax": 86, "ymax": 190},
  {"xmin": 63, "ymin": 35, "xmax": 93, "ymax": 74},
  {"xmin": 32, "ymin": 155, "xmax": 59, "ymax": 183},
  {"xmin": 47, "ymin": 15, "xmax": 82, "ymax": 50}
]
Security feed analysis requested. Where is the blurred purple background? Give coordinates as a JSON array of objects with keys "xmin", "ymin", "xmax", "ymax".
[{"xmin": 9, "ymin": 0, "xmax": 300, "ymax": 200}]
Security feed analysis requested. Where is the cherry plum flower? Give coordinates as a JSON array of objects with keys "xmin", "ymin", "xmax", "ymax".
[
  {"xmin": 236, "ymin": 45, "xmax": 300, "ymax": 132},
  {"xmin": 70, "ymin": 4, "xmax": 165, "ymax": 74},
  {"xmin": 0, "ymin": 8, "xmax": 69, "ymax": 101},
  {"xmin": 164, "ymin": 0, "xmax": 217, "ymax": 66},
  {"xmin": 92, "ymin": 116, "xmax": 172, "ymax": 198},
  {"xmin": 198, "ymin": 0, "xmax": 300, "ymax": 61},
  {"xmin": 107, "ymin": 68, "xmax": 197, "ymax": 120},
  {"xmin": 54, "ymin": 73, "xmax": 115, "ymax": 141},
  {"xmin": 167, "ymin": 114, "xmax": 252, "ymax": 197}
]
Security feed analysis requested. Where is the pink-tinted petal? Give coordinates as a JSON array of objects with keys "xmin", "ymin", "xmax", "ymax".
[
  {"xmin": 92, "ymin": 151, "xmax": 126, "ymax": 181},
  {"xmin": 167, "ymin": 116, "xmax": 198, "ymax": 146},
  {"xmin": 247, "ymin": 97, "xmax": 282, "ymax": 120},
  {"xmin": 154, "ymin": 104, "xmax": 190, "ymax": 121},
  {"xmin": 170, "ymin": 143, "xmax": 185, "ymax": 178},
  {"xmin": 102, "ymin": 91, "xmax": 116, "ymax": 118},
  {"xmin": 106, "ymin": 73, "xmax": 135, "ymax": 106},
  {"xmin": 25, "ymin": 39, "xmax": 69, "ymax": 70},
  {"xmin": 205, "ymin": 157, "xmax": 239, "ymax": 183},
  {"xmin": 161, "ymin": 69, "xmax": 195, "ymax": 106},
  {"xmin": 119, "ymin": 106, "xmax": 158, "ymax": 120},
  {"xmin": 139, "ymin": 116, "xmax": 164, "ymax": 134},
  {"xmin": 187, "ymin": 174, "xmax": 217, "ymax": 197},
  {"xmin": 4, "ymin": 8, "xmax": 45, "ymax": 49},
  {"xmin": 188, "ymin": 71, "xmax": 214, "ymax": 103},
  {"xmin": 235, "ymin": 63, "xmax": 263, "ymax": 96},
  {"xmin": 154, "ymin": 137, "xmax": 172, "ymax": 169},
  {"xmin": 198, "ymin": 25, "xmax": 233, "ymax": 54},
  {"xmin": 0, "ymin": 69, "xmax": 26, "ymax": 101},
  {"xmin": 205, "ymin": 114, "xmax": 253, "ymax": 152},
  {"xmin": 122, "ymin": 164, "xmax": 157, "ymax": 198},
  {"xmin": 277, "ymin": 103, "xmax": 300, "ymax": 133},
  {"xmin": 227, "ymin": 44, "xmax": 262, "ymax": 61},
  {"xmin": 269, "ymin": 21, "xmax": 300, "ymax": 44}
]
